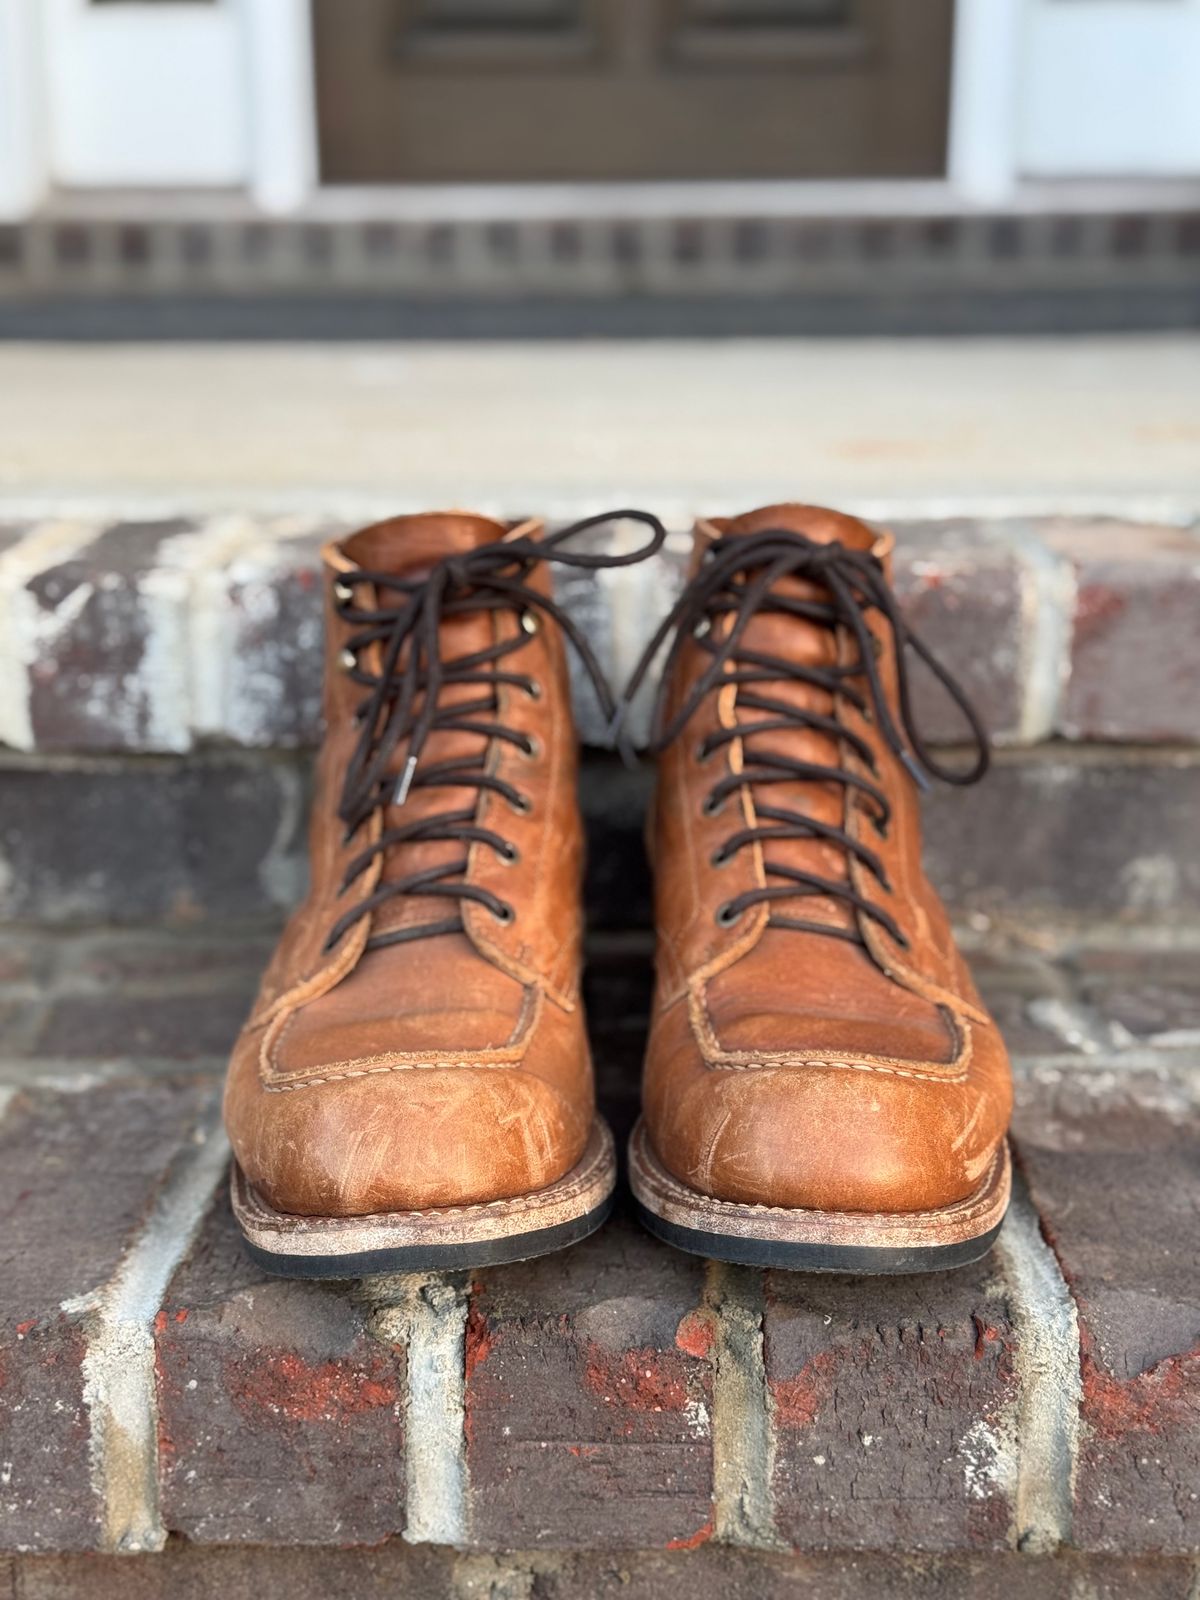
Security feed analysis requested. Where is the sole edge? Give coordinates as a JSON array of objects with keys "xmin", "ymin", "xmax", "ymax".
[{"xmin": 628, "ymin": 1120, "xmax": 1011, "ymax": 1275}]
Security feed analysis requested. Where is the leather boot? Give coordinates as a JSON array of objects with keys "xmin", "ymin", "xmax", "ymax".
[
  {"xmin": 626, "ymin": 504, "xmax": 1012, "ymax": 1272},
  {"xmin": 225, "ymin": 508, "xmax": 665, "ymax": 1275}
]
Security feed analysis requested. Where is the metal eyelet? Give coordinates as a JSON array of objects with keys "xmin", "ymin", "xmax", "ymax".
[
  {"xmin": 333, "ymin": 580, "xmax": 354, "ymax": 603},
  {"xmin": 710, "ymin": 846, "xmax": 731, "ymax": 869},
  {"xmin": 498, "ymin": 842, "xmax": 520, "ymax": 866},
  {"xmin": 521, "ymin": 735, "xmax": 541, "ymax": 760},
  {"xmin": 715, "ymin": 901, "xmax": 743, "ymax": 928},
  {"xmin": 524, "ymin": 680, "xmax": 543, "ymax": 700},
  {"xmin": 694, "ymin": 739, "xmax": 713, "ymax": 765},
  {"xmin": 700, "ymin": 792, "xmax": 724, "ymax": 818},
  {"xmin": 873, "ymin": 815, "xmax": 890, "ymax": 840},
  {"xmin": 693, "ymin": 617, "xmax": 711, "ymax": 640},
  {"xmin": 520, "ymin": 610, "xmax": 539, "ymax": 636},
  {"xmin": 492, "ymin": 903, "xmax": 516, "ymax": 924},
  {"xmin": 338, "ymin": 647, "xmax": 357, "ymax": 672},
  {"xmin": 510, "ymin": 793, "xmax": 534, "ymax": 816}
]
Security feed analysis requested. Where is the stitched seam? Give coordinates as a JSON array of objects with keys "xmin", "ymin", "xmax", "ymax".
[
  {"xmin": 262, "ymin": 982, "xmax": 544, "ymax": 1088},
  {"xmin": 689, "ymin": 981, "xmax": 974, "ymax": 1083},
  {"xmin": 264, "ymin": 1059, "xmax": 535, "ymax": 1092}
]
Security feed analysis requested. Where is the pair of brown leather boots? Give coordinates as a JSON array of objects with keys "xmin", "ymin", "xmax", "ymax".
[{"xmin": 224, "ymin": 504, "xmax": 1012, "ymax": 1278}]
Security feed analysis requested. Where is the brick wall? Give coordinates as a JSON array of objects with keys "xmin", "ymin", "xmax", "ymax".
[
  {"xmin": 1, "ymin": 512, "xmax": 1197, "ymax": 1589},
  {"xmin": 1, "ymin": 512, "xmax": 1198, "ymax": 928}
]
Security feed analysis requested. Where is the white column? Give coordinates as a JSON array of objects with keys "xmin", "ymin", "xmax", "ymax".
[
  {"xmin": 946, "ymin": 0, "xmax": 1025, "ymax": 206},
  {"xmin": 0, "ymin": 0, "xmax": 48, "ymax": 219},
  {"xmin": 243, "ymin": 0, "xmax": 319, "ymax": 214}
]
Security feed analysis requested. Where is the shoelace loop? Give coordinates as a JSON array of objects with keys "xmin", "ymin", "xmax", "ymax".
[
  {"xmin": 325, "ymin": 510, "xmax": 667, "ymax": 954},
  {"xmin": 616, "ymin": 528, "xmax": 990, "ymax": 948}
]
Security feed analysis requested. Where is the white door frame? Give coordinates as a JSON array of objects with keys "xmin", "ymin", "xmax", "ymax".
[
  {"xmin": 0, "ymin": 0, "xmax": 316, "ymax": 217},
  {"xmin": 1, "ymin": 0, "xmax": 1198, "ymax": 221},
  {"xmin": 1019, "ymin": 0, "xmax": 1200, "ymax": 178},
  {"xmin": 0, "ymin": 0, "xmax": 48, "ymax": 217}
]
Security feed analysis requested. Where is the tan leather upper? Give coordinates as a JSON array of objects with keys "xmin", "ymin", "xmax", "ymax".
[
  {"xmin": 642, "ymin": 504, "xmax": 1013, "ymax": 1215},
  {"xmin": 224, "ymin": 512, "xmax": 593, "ymax": 1217}
]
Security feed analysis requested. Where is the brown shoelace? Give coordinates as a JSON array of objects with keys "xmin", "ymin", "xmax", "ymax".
[
  {"xmin": 617, "ymin": 527, "xmax": 990, "ymax": 949},
  {"xmin": 324, "ymin": 510, "xmax": 667, "ymax": 953}
]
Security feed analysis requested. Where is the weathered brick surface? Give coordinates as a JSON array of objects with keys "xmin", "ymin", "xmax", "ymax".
[
  {"xmin": 1012, "ymin": 1070, "xmax": 1200, "ymax": 1555},
  {"xmin": 763, "ymin": 1262, "xmax": 1018, "ymax": 1553},
  {"xmin": 0, "ymin": 1077, "xmax": 219, "ymax": 1552},
  {"xmin": 210, "ymin": 522, "xmax": 328, "ymax": 748},
  {"xmin": 155, "ymin": 1196, "xmax": 407, "ymax": 1546},
  {"xmin": 962, "ymin": 948, "xmax": 1081, "ymax": 1057},
  {"xmin": 1047, "ymin": 519, "xmax": 1200, "ymax": 742},
  {"xmin": 19, "ymin": 519, "xmax": 196, "ymax": 753},
  {"xmin": 1, "ymin": 745, "xmax": 1197, "ymax": 932},
  {"xmin": 0, "ymin": 752, "xmax": 306, "ymax": 925},
  {"xmin": 10, "ymin": 1544, "xmax": 1200, "ymax": 1600},
  {"xmin": 2, "ymin": 512, "xmax": 1195, "ymax": 755},
  {"xmin": 892, "ymin": 522, "xmax": 1030, "ymax": 743},
  {"xmin": 464, "ymin": 1211, "xmax": 714, "ymax": 1550},
  {"xmin": 921, "ymin": 749, "xmax": 1200, "ymax": 924},
  {"xmin": 1072, "ymin": 947, "xmax": 1200, "ymax": 1043},
  {"xmin": 31, "ymin": 992, "xmax": 252, "ymax": 1062}
]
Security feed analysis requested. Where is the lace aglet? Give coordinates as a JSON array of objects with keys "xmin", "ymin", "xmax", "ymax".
[
  {"xmin": 393, "ymin": 754, "xmax": 418, "ymax": 808},
  {"xmin": 900, "ymin": 749, "xmax": 931, "ymax": 794}
]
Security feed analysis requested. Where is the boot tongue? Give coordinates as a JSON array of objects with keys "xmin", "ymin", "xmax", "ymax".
[
  {"xmin": 336, "ymin": 511, "xmax": 516, "ymax": 946},
  {"xmin": 706, "ymin": 502, "xmax": 880, "ymax": 554},
  {"xmin": 340, "ymin": 510, "xmax": 510, "ymax": 577},
  {"xmin": 698, "ymin": 504, "xmax": 883, "ymax": 941}
]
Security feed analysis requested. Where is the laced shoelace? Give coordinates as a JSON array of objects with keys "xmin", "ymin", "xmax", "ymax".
[
  {"xmin": 324, "ymin": 509, "xmax": 667, "ymax": 954},
  {"xmin": 616, "ymin": 528, "xmax": 990, "ymax": 950}
]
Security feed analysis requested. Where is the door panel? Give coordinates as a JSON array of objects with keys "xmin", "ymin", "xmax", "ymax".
[{"xmin": 313, "ymin": 0, "xmax": 954, "ymax": 181}]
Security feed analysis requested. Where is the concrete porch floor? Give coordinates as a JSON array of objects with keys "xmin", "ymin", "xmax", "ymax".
[{"xmin": 0, "ymin": 334, "xmax": 1197, "ymax": 522}]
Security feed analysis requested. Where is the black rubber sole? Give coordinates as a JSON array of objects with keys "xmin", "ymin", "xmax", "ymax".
[
  {"xmin": 240, "ymin": 1193, "xmax": 615, "ymax": 1280},
  {"xmin": 634, "ymin": 1200, "xmax": 1007, "ymax": 1275}
]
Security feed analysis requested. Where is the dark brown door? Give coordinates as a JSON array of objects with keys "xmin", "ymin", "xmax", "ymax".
[{"xmin": 313, "ymin": 0, "xmax": 955, "ymax": 182}]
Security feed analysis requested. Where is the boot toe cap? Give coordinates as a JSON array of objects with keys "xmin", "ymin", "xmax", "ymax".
[
  {"xmin": 227, "ymin": 1056, "xmax": 590, "ymax": 1218},
  {"xmin": 648, "ymin": 1062, "xmax": 1006, "ymax": 1216}
]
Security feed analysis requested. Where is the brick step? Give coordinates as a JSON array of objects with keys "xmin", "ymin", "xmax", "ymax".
[
  {"xmin": 1, "ymin": 933, "xmax": 1196, "ymax": 1563},
  {"xmin": 0, "ymin": 513, "xmax": 1198, "ymax": 755},
  {"xmin": 5, "ymin": 1545, "xmax": 1198, "ymax": 1599},
  {"xmin": 1, "ymin": 745, "xmax": 1198, "ymax": 930},
  {"xmin": 2, "ymin": 926, "xmax": 1198, "ymax": 1089}
]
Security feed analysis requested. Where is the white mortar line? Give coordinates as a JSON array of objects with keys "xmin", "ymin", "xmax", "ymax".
[
  {"xmin": 994, "ymin": 1176, "xmax": 1081, "ymax": 1555},
  {"xmin": 365, "ymin": 1273, "xmax": 470, "ymax": 1546},
  {"xmin": 706, "ymin": 1260, "xmax": 783, "ymax": 1550},
  {"xmin": 1010, "ymin": 525, "xmax": 1077, "ymax": 744},
  {"xmin": 63, "ymin": 1094, "xmax": 229, "ymax": 1553},
  {"xmin": 153, "ymin": 514, "xmax": 273, "ymax": 751},
  {"xmin": 0, "ymin": 518, "xmax": 104, "ymax": 750}
]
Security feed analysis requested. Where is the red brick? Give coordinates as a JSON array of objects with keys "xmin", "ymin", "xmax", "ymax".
[
  {"xmin": 764, "ymin": 1259, "xmax": 1019, "ymax": 1552},
  {"xmin": 216, "ymin": 524, "xmax": 326, "ymax": 748},
  {"xmin": 1012, "ymin": 1070, "xmax": 1200, "ymax": 1554},
  {"xmin": 10, "ymin": 1545, "xmax": 1200, "ymax": 1600},
  {"xmin": 920, "ymin": 748, "xmax": 1200, "ymax": 924},
  {"xmin": 155, "ymin": 1197, "xmax": 406, "ymax": 1545},
  {"xmin": 32, "ymin": 993, "xmax": 253, "ymax": 1062},
  {"xmin": 21, "ymin": 520, "xmax": 195, "ymax": 752},
  {"xmin": 463, "ymin": 1211, "xmax": 713, "ymax": 1550},
  {"xmin": 0, "ymin": 1078, "xmax": 220, "ymax": 1552},
  {"xmin": 0, "ymin": 752, "xmax": 306, "ymax": 925},
  {"xmin": 1046, "ymin": 519, "xmax": 1200, "ymax": 741},
  {"xmin": 1073, "ymin": 948, "xmax": 1200, "ymax": 1042},
  {"xmin": 892, "ymin": 522, "xmax": 1029, "ymax": 743}
]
